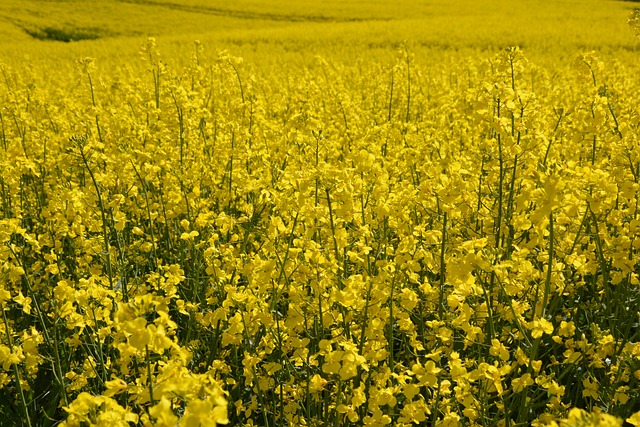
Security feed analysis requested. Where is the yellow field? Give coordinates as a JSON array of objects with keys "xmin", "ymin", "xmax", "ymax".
[
  {"xmin": 0, "ymin": 0, "xmax": 638, "ymax": 63},
  {"xmin": 1, "ymin": 1, "xmax": 640, "ymax": 426}
]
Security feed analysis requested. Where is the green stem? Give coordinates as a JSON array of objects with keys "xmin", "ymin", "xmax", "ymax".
[
  {"xmin": 2, "ymin": 303, "xmax": 32, "ymax": 427},
  {"xmin": 438, "ymin": 212, "xmax": 447, "ymax": 319},
  {"xmin": 325, "ymin": 188, "xmax": 341, "ymax": 266},
  {"xmin": 541, "ymin": 212, "xmax": 554, "ymax": 318},
  {"xmin": 146, "ymin": 345, "xmax": 155, "ymax": 407},
  {"xmin": 78, "ymin": 143, "xmax": 115, "ymax": 292}
]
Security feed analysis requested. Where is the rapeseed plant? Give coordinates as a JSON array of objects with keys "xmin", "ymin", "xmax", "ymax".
[{"xmin": 0, "ymin": 26, "xmax": 639, "ymax": 427}]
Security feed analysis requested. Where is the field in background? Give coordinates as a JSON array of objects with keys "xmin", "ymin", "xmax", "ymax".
[
  {"xmin": 0, "ymin": 0, "xmax": 638, "ymax": 65},
  {"xmin": 1, "ymin": 1, "xmax": 640, "ymax": 427}
]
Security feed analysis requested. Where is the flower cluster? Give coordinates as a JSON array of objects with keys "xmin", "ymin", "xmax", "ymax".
[{"xmin": 0, "ymin": 40, "xmax": 639, "ymax": 426}]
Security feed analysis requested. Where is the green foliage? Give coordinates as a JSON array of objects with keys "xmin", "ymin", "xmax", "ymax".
[{"xmin": 24, "ymin": 26, "xmax": 101, "ymax": 42}]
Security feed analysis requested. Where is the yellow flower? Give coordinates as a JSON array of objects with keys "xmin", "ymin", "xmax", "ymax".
[
  {"xmin": 511, "ymin": 373, "xmax": 534, "ymax": 393},
  {"xmin": 412, "ymin": 360, "xmax": 440, "ymax": 387},
  {"xmin": 0, "ymin": 289, "xmax": 11, "ymax": 306},
  {"xmin": 480, "ymin": 362, "xmax": 509, "ymax": 395},
  {"xmin": 61, "ymin": 392, "xmax": 138, "ymax": 427},
  {"xmin": 149, "ymin": 398, "xmax": 178, "ymax": 426},
  {"xmin": 403, "ymin": 383, "xmax": 420, "ymax": 400},
  {"xmin": 530, "ymin": 318, "xmax": 554, "ymax": 339},
  {"xmin": 560, "ymin": 407, "xmax": 622, "ymax": 427},
  {"xmin": 0, "ymin": 345, "xmax": 24, "ymax": 370},
  {"xmin": 489, "ymin": 339, "xmax": 510, "ymax": 362},
  {"xmin": 627, "ymin": 411, "xmax": 640, "ymax": 427},
  {"xmin": 582, "ymin": 377, "xmax": 599, "ymax": 399},
  {"xmin": 13, "ymin": 290, "xmax": 31, "ymax": 314},
  {"xmin": 322, "ymin": 350, "xmax": 343, "ymax": 375},
  {"xmin": 103, "ymin": 378, "xmax": 128, "ymax": 398},
  {"xmin": 309, "ymin": 374, "xmax": 327, "ymax": 393},
  {"xmin": 558, "ymin": 321, "xmax": 576, "ymax": 337}
]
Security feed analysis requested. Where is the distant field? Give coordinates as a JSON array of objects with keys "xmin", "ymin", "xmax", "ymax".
[{"xmin": 0, "ymin": 0, "xmax": 638, "ymax": 65}]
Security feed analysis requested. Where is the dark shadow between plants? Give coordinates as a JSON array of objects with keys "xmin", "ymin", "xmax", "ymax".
[{"xmin": 24, "ymin": 26, "xmax": 102, "ymax": 42}]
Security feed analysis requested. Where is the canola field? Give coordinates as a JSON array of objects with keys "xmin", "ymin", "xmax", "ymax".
[{"xmin": 1, "ymin": 1, "xmax": 640, "ymax": 426}]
